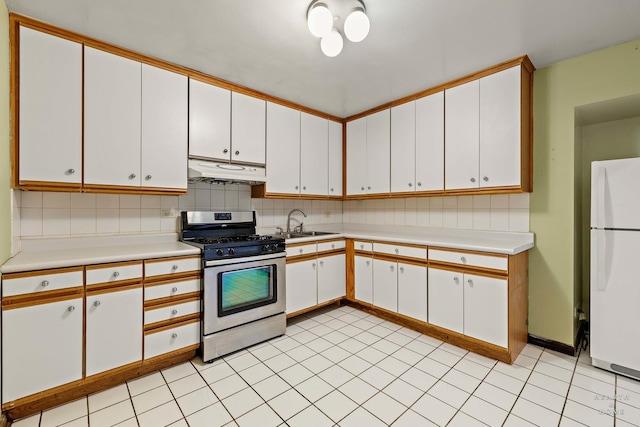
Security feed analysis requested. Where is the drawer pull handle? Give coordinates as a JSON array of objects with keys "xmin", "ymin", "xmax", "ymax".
[
  {"xmin": 172, "ymin": 264, "xmax": 179, "ymax": 271},
  {"xmin": 172, "ymin": 309, "xmax": 178, "ymax": 315},
  {"xmin": 331, "ymin": 244, "xmax": 335, "ymax": 249},
  {"xmin": 360, "ymin": 244, "xmax": 364, "ymax": 250},
  {"xmin": 299, "ymin": 249, "xmax": 303, "ymax": 254},
  {"xmin": 41, "ymin": 280, "xmax": 49, "ymax": 287},
  {"xmin": 171, "ymin": 287, "xmax": 178, "ymax": 293},
  {"xmin": 93, "ymin": 301, "xmax": 101, "ymax": 307},
  {"xmin": 395, "ymin": 248, "xmax": 399, "ymax": 254},
  {"xmin": 68, "ymin": 306, "xmax": 75, "ymax": 312},
  {"xmin": 171, "ymin": 333, "xmax": 178, "ymax": 339},
  {"xmin": 113, "ymin": 271, "xmax": 120, "ymax": 278},
  {"xmin": 460, "ymin": 257, "xmax": 467, "ymax": 263}
]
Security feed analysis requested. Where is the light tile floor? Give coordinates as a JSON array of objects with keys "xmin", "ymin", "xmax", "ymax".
[{"xmin": 11, "ymin": 305, "xmax": 640, "ymax": 427}]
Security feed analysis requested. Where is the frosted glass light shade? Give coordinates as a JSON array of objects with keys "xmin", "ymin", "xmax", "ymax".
[
  {"xmin": 308, "ymin": 2, "xmax": 333, "ymax": 38},
  {"xmin": 320, "ymin": 28, "xmax": 343, "ymax": 57},
  {"xmin": 344, "ymin": 7, "xmax": 370, "ymax": 42}
]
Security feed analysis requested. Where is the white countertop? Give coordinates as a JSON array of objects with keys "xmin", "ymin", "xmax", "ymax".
[
  {"xmin": 1, "ymin": 234, "xmax": 200, "ymax": 274},
  {"xmin": 279, "ymin": 224, "xmax": 534, "ymax": 255}
]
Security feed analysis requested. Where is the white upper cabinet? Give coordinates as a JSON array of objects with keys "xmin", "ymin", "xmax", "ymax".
[
  {"xmin": 231, "ymin": 92, "xmax": 266, "ymax": 164},
  {"xmin": 346, "ymin": 117, "xmax": 367, "ymax": 195},
  {"xmin": 188, "ymin": 78, "xmax": 231, "ymax": 161},
  {"xmin": 300, "ymin": 112, "xmax": 329, "ymax": 195},
  {"xmin": 416, "ymin": 91, "xmax": 444, "ymax": 191},
  {"xmin": 141, "ymin": 64, "xmax": 188, "ymax": 190},
  {"xmin": 328, "ymin": 121, "xmax": 343, "ymax": 197},
  {"xmin": 366, "ymin": 109, "xmax": 391, "ymax": 194},
  {"xmin": 391, "ymin": 101, "xmax": 416, "ymax": 193},
  {"xmin": 266, "ymin": 102, "xmax": 300, "ymax": 194},
  {"xmin": 84, "ymin": 47, "xmax": 142, "ymax": 187},
  {"xmin": 479, "ymin": 65, "xmax": 521, "ymax": 188},
  {"xmin": 445, "ymin": 79, "xmax": 480, "ymax": 191},
  {"xmin": 18, "ymin": 27, "xmax": 82, "ymax": 186}
]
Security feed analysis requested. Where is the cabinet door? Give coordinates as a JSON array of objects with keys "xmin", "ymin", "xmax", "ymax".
[
  {"xmin": 188, "ymin": 79, "xmax": 231, "ymax": 161},
  {"xmin": 84, "ymin": 47, "xmax": 141, "ymax": 187},
  {"xmin": 479, "ymin": 65, "xmax": 521, "ymax": 188},
  {"xmin": 391, "ymin": 101, "xmax": 416, "ymax": 193},
  {"xmin": 231, "ymin": 92, "xmax": 266, "ymax": 164},
  {"xmin": 416, "ymin": 91, "xmax": 444, "ymax": 191},
  {"xmin": 372, "ymin": 259, "xmax": 398, "ymax": 312},
  {"xmin": 18, "ymin": 27, "xmax": 82, "ymax": 185},
  {"xmin": 141, "ymin": 64, "xmax": 188, "ymax": 190},
  {"xmin": 397, "ymin": 263, "xmax": 427, "ymax": 322},
  {"xmin": 428, "ymin": 268, "xmax": 463, "ymax": 333},
  {"xmin": 328, "ymin": 121, "xmax": 343, "ymax": 197},
  {"xmin": 354, "ymin": 255, "xmax": 373, "ymax": 303},
  {"xmin": 286, "ymin": 260, "xmax": 317, "ymax": 314},
  {"xmin": 463, "ymin": 274, "xmax": 508, "ymax": 347},
  {"xmin": 366, "ymin": 109, "xmax": 391, "ymax": 194},
  {"xmin": 445, "ymin": 80, "xmax": 479, "ymax": 190},
  {"xmin": 266, "ymin": 102, "xmax": 300, "ymax": 194},
  {"xmin": 317, "ymin": 253, "xmax": 345, "ymax": 303},
  {"xmin": 2, "ymin": 298, "xmax": 82, "ymax": 403},
  {"xmin": 300, "ymin": 113, "xmax": 329, "ymax": 196},
  {"xmin": 346, "ymin": 117, "xmax": 367, "ymax": 195},
  {"xmin": 86, "ymin": 288, "xmax": 143, "ymax": 376}
]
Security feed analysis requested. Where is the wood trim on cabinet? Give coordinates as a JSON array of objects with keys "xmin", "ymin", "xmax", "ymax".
[
  {"xmin": 85, "ymin": 260, "xmax": 143, "ymax": 271},
  {"xmin": 372, "ymin": 253, "xmax": 428, "ymax": 266},
  {"xmin": 1, "ymin": 287, "xmax": 84, "ymax": 309},
  {"xmin": 85, "ymin": 282, "xmax": 142, "ymax": 296},
  {"xmin": 345, "ymin": 239, "xmax": 355, "ymax": 300},
  {"xmin": 508, "ymin": 251, "xmax": 529, "ymax": 360},
  {"xmin": 143, "ymin": 275, "xmax": 201, "ymax": 289},
  {"xmin": 14, "ymin": 181, "xmax": 83, "ymax": 192},
  {"xmin": 426, "ymin": 260, "xmax": 508, "ymax": 279},
  {"xmin": 144, "ymin": 313, "xmax": 201, "ymax": 332},
  {"xmin": 2, "ymin": 265, "xmax": 84, "ymax": 280},
  {"xmin": 285, "ymin": 298, "xmax": 343, "ymax": 319},
  {"xmin": 428, "ymin": 246, "xmax": 509, "ymax": 258},
  {"xmin": 285, "ymin": 253, "xmax": 318, "ymax": 264},
  {"xmin": 142, "ymin": 344, "xmax": 200, "ymax": 366},
  {"xmin": 145, "ymin": 254, "xmax": 201, "ymax": 264},
  {"xmin": 82, "ymin": 183, "xmax": 187, "ymax": 196},
  {"xmin": 9, "ymin": 16, "xmax": 19, "ymax": 189},
  {"xmin": 316, "ymin": 249, "xmax": 346, "ymax": 258},
  {"xmin": 144, "ymin": 317, "xmax": 199, "ymax": 335},
  {"xmin": 144, "ymin": 291, "xmax": 202, "ymax": 308}
]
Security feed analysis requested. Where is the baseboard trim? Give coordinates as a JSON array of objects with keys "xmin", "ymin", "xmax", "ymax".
[{"xmin": 528, "ymin": 334, "xmax": 576, "ymax": 356}]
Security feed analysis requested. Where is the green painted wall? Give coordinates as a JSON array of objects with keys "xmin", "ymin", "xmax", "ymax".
[
  {"xmin": 0, "ymin": 3, "xmax": 10, "ymax": 265},
  {"xmin": 530, "ymin": 39, "xmax": 640, "ymax": 345}
]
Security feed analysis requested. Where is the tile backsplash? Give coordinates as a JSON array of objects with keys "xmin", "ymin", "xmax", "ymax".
[{"xmin": 13, "ymin": 184, "xmax": 529, "ymax": 243}]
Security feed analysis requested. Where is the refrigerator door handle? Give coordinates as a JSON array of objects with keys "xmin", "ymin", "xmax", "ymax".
[
  {"xmin": 596, "ymin": 229, "xmax": 608, "ymax": 291},
  {"xmin": 596, "ymin": 167, "xmax": 607, "ymax": 229}
]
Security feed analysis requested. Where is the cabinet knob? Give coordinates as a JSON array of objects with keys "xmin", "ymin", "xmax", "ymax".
[
  {"xmin": 303, "ymin": 186, "xmax": 306, "ymax": 190},
  {"xmin": 129, "ymin": 173, "xmax": 137, "ymax": 180},
  {"xmin": 295, "ymin": 186, "xmax": 299, "ymax": 190},
  {"xmin": 390, "ymin": 265, "xmax": 394, "ymax": 272},
  {"xmin": 113, "ymin": 271, "xmax": 120, "ymax": 278},
  {"xmin": 395, "ymin": 248, "xmax": 399, "ymax": 254},
  {"xmin": 408, "ymin": 183, "xmax": 412, "ymax": 187},
  {"xmin": 223, "ymin": 149, "xmax": 229, "ymax": 154},
  {"xmin": 470, "ymin": 177, "xmax": 476, "ymax": 183},
  {"xmin": 145, "ymin": 175, "xmax": 152, "ymax": 181},
  {"xmin": 41, "ymin": 280, "xmax": 49, "ymax": 287},
  {"xmin": 367, "ymin": 186, "xmax": 371, "ymax": 190},
  {"xmin": 460, "ymin": 256, "xmax": 466, "ymax": 263},
  {"xmin": 483, "ymin": 176, "xmax": 489, "ymax": 182},
  {"xmin": 171, "ymin": 309, "xmax": 178, "ymax": 316},
  {"xmin": 467, "ymin": 279, "xmax": 474, "ymax": 287},
  {"xmin": 454, "ymin": 277, "xmax": 459, "ymax": 283},
  {"xmin": 171, "ymin": 287, "xmax": 178, "ymax": 293},
  {"xmin": 366, "ymin": 260, "xmax": 370, "ymax": 266},
  {"xmin": 330, "ymin": 188, "xmax": 334, "ymax": 192},
  {"xmin": 417, "ymin": 182, "xmax": 422, "ymax": 187},
  {"xmin": 361, "ymin": 187, "xmax": 365, "ymax": 191},
  {"xmin": 235, "ymin": 150, "xmax": 240, "ymax": 156},
  {"xmin": 299, "ymin": 248, "xmax": 303, "ymax": 254},
  {"xmin": 400, "ymin": 267, "xmax": 404, "ymax": 273},
  {"xmin": 312, "ymin": 263, "xmax": 317, "ymax": 269},
  {"xmin": 93, "ymin": 301, "xmax": 101, "ymax": 307},
  {"xmin": 331, "ymin": 244, "xmax": 335, "ymax": 249},
  {"xmin": 171, "ymin": 333, "xmax": 178, "ymax": 339},
  {"xmin": 68, "ymin": 306, "xmax": 75, "ymax": 312},
  {"xmin": 172, "ymin": 264, "xmax": 179, "ymax": 271},
  {"xmin": 360, "ymin": 244, "xmax": 364, "ymax": 249},
  {"xmin": 66, "ymin": 168, "xmax": 75, "ymax": 175},
  {"xmin": 320, "ymin": 261, "xmax": 324, "ymax": 267}
]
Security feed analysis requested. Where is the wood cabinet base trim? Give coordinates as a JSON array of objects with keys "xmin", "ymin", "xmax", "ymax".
[
  {"xmin": 286, "ymin": 298, "xmax": 343, "ymax": 319},
  {"xmin": 2, "ymin": 348, "xmax": 197, "ymax": 421},
  {"xmin": 2, "ymin": 287, "xmax": 84, "ymax": 309},
  {"xmin": 144, "ymin": 291, "xmax": 201, "ymax": 308},
  {"xmin": 144, "ymin": 313, "xmax": 201, "ymax": 332},
  {"xmin": 82, "ymin": 184, "xmax": 187, "ymax": 196},
  {"xmin": 15, "ymin": 181, "xmax": 82, "ymax": 192},
  {"xmin": 427, "ymin": 260, "xmax": 508, "ymax": 279}
]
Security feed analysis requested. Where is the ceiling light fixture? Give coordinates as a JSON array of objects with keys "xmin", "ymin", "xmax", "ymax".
[{"xmin": 307, "ymin": 0, "xmax": 370, "ymax": 57}]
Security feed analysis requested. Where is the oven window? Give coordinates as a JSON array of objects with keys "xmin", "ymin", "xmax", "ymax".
[{"xmin": 218, "ymin": 265, "xmax": 276, "ymax": 316}]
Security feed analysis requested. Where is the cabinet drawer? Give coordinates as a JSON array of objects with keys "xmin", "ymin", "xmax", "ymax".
[
  {"xmin": 144, "ymin": 321, "xmax": 200, "ymax": 359},
  {"xmin": 145, "ymin": 256, "xmax": 200, "ymax": 278},
  {"xmin": 429, "ymin": 249, "xmax": 507, "ymax": 271},
  {"xmin": 86, "ymin": 261, "xmax": 143, "ymax": 286},
  {"xmin": 317, "ymin": 240, "xmax": 345, "ymax": 252},
  {"xmin": 286, "ymin": 243, "xmax": 317, "ymax": 257},
  {"xmin": 374, "ymin": 242, "xmax": 426, "ymax": 259},
  {"xmin": 145, "ymin": 300, "xmax": 201, "ymax": 325},
  {"xmin": 354, "ymin": 241, "xmax": 372, "ymax": 252},
  {"xmin": 145, "ymin": 278, "xmax": 200, "ymax": 301},
  {"xmin": 2, "ymin": 268, "xmax": 83, "ymax": 297}
]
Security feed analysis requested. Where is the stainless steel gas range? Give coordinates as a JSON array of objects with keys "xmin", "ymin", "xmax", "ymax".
[{"xmin": 180, "ymin": 211, "xmax": 286, "ymax": 362}]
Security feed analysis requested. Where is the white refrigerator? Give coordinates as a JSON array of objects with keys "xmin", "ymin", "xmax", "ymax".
[{"xmin": 590, "ymin": 157, "xmax": 640, "ymax": 380}]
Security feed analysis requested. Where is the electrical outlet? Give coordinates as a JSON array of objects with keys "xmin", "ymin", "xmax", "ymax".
[{"xmin": 161, "ymin": 209, "xmax": 178, "ymax": 217}]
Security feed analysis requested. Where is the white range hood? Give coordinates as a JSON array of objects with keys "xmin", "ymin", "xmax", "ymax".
[{"xmin": 188, "ymin": 159, "xmax": 266, "ymax": 185}]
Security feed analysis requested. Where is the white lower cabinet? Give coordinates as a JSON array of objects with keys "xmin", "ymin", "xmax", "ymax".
[
  {"xmin": 397, "ymin": 262, "xmax": 428, "ymax": 322},
  {"xmin": 354, "ymin": 255, "xmax": 373, "ymax": 303},
  {"xmin": 428, "ymin": 268, "xmax": 508, "ymax": 347},
  {"xmin": 317, "ymin": 254, "xmax": 346, "ymax": 304},
  {"xmin": 2, "ymin": 298, "xmax": 83, "ymax": 403},
  {"xmin": 144, "ymin": 321, "xmax": 200, "ymax": 360},
  {"xmin": 86, "ymin": 288, "xmax": 143, "ymax": 376},
  {"xmin": 373, "ymin": 259, "xmax": 398, "ymax": 312},
  {"xmin": 286, "ymin": 259, "xmax": 318, "ymax": 314}
]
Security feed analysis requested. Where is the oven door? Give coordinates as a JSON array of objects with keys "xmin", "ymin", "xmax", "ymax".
[{"xmin": 203, "ymin": 252, "xmax": 286, "ymax": 335}]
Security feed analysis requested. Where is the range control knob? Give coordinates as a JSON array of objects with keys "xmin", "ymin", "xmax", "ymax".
[
  {"xmin": 272, "ymin": 243, "xmax": 279, "ymax": 250},
  {"xmin": 264, "ymin": 244, "xmax": 272, "ymax": 252},
  {"xmin": 216, "ymin": 249, "xmax": 224, "ymax": 256},
  {"xmin": 228, "ymin": 248, "xmax": 235, "ymax": 255}
]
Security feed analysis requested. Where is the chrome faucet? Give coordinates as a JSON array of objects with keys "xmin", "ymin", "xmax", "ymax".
[{"xmin": 287, "ymin": 209, "xmax": 307, "ymax": 233}]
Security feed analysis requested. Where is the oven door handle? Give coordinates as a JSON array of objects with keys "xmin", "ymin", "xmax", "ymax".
[{"xmin": 204, "ymin": 252, "xmax": 286, "ymax": 267}]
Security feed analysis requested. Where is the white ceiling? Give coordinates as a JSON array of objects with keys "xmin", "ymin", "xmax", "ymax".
[{"xmin": 6, "ymin": 0, "xmax": 640, "ymax": 118}]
